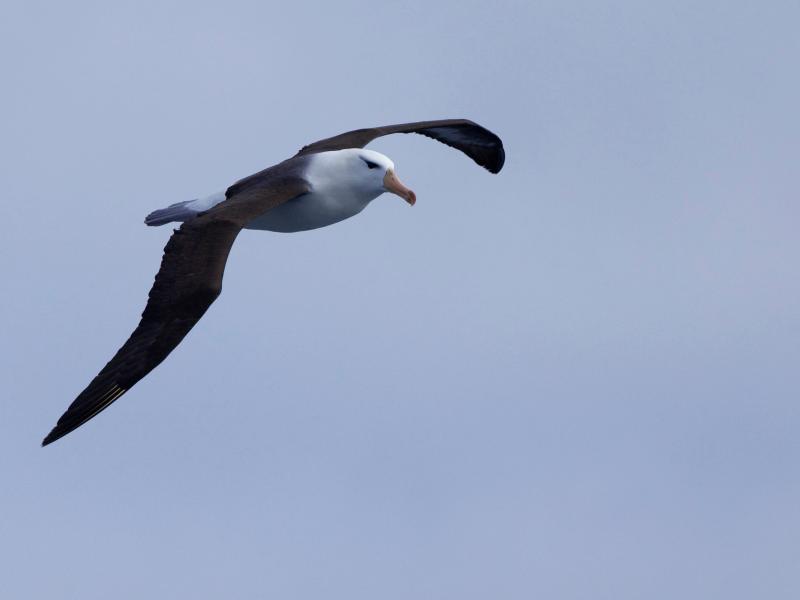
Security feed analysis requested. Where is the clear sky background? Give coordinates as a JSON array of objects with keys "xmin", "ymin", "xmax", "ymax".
[{"xmin": 1, "ymin": 1, "xmax": 798, "ymax": 598}]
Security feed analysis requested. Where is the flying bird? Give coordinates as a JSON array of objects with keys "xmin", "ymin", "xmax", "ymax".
[{"xmin": 42, "ymin": 119, "xmax": 505, "ymax": 446}]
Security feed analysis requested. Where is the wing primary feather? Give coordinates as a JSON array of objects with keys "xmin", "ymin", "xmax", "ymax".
[
  {"xmin": 295, "ymin": 118, "xmax": 505, "ymax": 174},
  {"xmin": 42, "ymin": 177, "xmax": 311, "ymax": 446},
  {"xmin": 41, "ymin": 219, "xmax": 241, "ymax": 446}
]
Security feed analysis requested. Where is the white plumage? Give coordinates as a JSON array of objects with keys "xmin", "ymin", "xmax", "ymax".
[{"xmin": 145, "ymin": 149, "xmax": 399, "ymax": 233}]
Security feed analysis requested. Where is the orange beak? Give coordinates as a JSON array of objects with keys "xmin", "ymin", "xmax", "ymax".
[{"xmin": 383, "ymin": 169, "xmax": 416, "ymax": 206}]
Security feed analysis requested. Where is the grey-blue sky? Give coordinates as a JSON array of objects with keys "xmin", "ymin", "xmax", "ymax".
[{"xmin": 1, "ymin": 1, "xmax": 798, "ymax": 598}]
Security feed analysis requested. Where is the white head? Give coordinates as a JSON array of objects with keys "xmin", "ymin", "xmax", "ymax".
[{"xmin": 306, "ymin": 148, "xmax": 417, "ymax": 206}]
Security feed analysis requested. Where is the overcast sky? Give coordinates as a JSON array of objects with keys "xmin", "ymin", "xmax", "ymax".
[{"xmin": 1, "ymin": 1, "xmax": 799, "ymax": 598}]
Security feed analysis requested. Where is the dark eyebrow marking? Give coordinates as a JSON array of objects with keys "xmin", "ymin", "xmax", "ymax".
[{"xmin": 361, "ymin": 158, "xmax": 380, "ymax": 169}]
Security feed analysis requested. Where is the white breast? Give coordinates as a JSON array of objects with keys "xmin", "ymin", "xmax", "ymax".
[
  {"xmin": 244, "ymin": 150, "xmax": 386, "ymax": 233},
  {"xmin": 243, "ymin": 189, "xmax": 372, "ymax": 232}
]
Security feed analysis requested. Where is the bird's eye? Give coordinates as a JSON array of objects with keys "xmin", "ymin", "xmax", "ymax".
[{"xmin": 362, "ymin": 159, "xmax": 380, "ymax": 169}]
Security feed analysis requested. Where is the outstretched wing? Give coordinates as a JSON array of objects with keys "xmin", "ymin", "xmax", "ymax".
[
  {"xmin": 295, "ymin": 118, "xmax": 505, "ymax": 174},
  {"xmin": 42, "ymin": 177, "xmax": 309, "ymax": 446}
]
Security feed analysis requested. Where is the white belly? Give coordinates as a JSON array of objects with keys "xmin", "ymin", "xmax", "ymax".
[{"xmin": 244, "ymin": 188, "xmax": 380, "ymax": 233}]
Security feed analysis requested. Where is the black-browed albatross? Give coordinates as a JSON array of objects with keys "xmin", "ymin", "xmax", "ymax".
[{"xmin": 42, "ymin": 119, "xmax": 505, "ymax": 446}]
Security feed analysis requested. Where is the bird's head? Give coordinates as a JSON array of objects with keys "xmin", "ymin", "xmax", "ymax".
[
  {"xmin": 352, "ymin": 149, "xmax": 416, "ymax": 206},
  {"xmin": 307, "ymin": 149, "xmax": 416, "ymax": 206}
]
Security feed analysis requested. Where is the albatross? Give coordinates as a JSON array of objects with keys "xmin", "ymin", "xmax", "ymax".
[{"xmin": 42, "ymin": 118, "xmax": 505, "ymax": 446}]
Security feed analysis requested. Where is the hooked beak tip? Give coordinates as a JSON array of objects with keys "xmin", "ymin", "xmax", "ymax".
[{"xmin": 384, "ymin": 169, "xmax": 416, "ymax": 206}]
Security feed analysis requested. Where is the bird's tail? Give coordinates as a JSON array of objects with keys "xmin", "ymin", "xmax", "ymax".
[{"xmin": 144, "ymin": 200, "xmax": 198, "ymax": 226}]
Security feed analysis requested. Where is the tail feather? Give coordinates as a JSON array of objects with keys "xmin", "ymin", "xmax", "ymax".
[{"xmin": 144, "ymin": 200, "xmax": 198, "ymax": 226}]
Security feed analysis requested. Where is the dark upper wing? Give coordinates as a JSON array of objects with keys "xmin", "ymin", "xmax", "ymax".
[
  {"xmin": 295, "ymin": 119, "xmax": 505, "ymax": 174},
  {"xmin": 42, "ymin": 177, "xmax": 309, "ymax": 446}
]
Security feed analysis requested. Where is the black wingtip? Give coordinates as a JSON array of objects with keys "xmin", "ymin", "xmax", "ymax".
[
  {"xmin": 413, "ymin": 121, "xmax": 505, "ymax": 175},
  {"xmin": 42, "ymin": 422, "xmax": 71, "ymax": 446},
  {"xmin": 479, "ymin": 124, "xmax": 505, "ymax": 173},
  {"xmin": 41, "ymin": 430, "xmax": 59, "ymax": 447},
  {"xmin": 489, "ymin": 144, "xmax": 506, "ymax": 174}
]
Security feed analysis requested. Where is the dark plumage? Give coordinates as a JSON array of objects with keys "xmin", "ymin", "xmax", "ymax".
[
  {"xmin": 42, "ymin": 119, "xmax": 504, "ymax": 446},
  {"xmin": 296, "ymin": 119, "xmax": 505, "ymax": 173}
]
